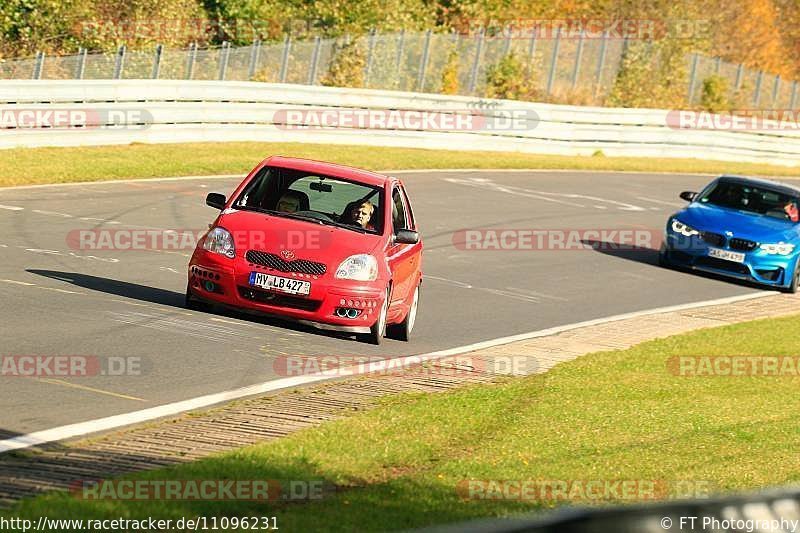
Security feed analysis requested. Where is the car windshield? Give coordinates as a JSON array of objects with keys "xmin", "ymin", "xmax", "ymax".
[
  {"xmin": 233, "ymin": 166, "xmax": 383, "ymax": 234},
  {"xmin": 698, "ymin": 180, "xmax": 800, "ymax": 222}
]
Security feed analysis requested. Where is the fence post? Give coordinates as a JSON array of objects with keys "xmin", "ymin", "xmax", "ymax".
[
  {"xmin": 217, "ymin": 41, "xmax": 230, "ymax": 80},
  {"xmin": 734, "ymin": 63, "xmax": 744, "ymax": 91},
  {"xmin": 753, "ymin": 70, "xmax": 763, "ymax": 107},
  {"xmin": 364, "ymin": 28, "xmax": 377, "ymax": 87},
  {"xmin": 468, "ymin": 27, "xmax": 484, "ymax": 94},
  {"xmin": 714, "ymin": 56, "xmax": 721, "ymax": 75},
  {"xmin": 151, "ymin": 44, "xmax": 163, "ymax": 79},
  {"xmin": 248, "ymin": 39, "xmax": 261, "ymax": 79},
  {"xmin": 686, "ymin": 53, "xmax": 700, "ymax": 105},
  {"xmin": 416, "ymin": 29, "xmax": 432, "ymax": 92},
  {"xmin": 395, "ymin": 30, "xmax": 406, "ymax": 73},
  {"xmin": 74, "ymin": 48, "xmax": 87, "ymax": 79},
  {"xmin": 571, "ymin": 30, "xmax": 584, "ymax": 89},
  {"xmin": 279, "ymin": 35, "xmax": 291, "ymax": 83},
  {"xmin": 546, "ymin": 26, "xmax": 561, "ymax": 95},
  {"xmin": 113, "ymin": 45, "xmax": 126, "ymax": 79},
  {"xmin": 772, "ymin": 75, "xmax": 780, "ymax": 107},
  {"xmin": 526, "ymin": 31, "xmax": 537, "ymax": 76},
  {"xmin": 307, "ymin": 36, "xmax": 322, "ymax": 85},
  {"xmin": 791, "ymin": 81, "xmax": 798, "ymax": 110},
  {"xmin": 502, "ymin": 25, "xmax": 512, "ymax": 57},
  {"xmin": 594, "ymin": 30, "xmax": 608, "ymax": 98},
  {"xmin": 31, "ymin": 51, "xmax": 45, "ymax": 79},
  {"xmin": 185, "ymin": 42, "xmax": 197, "ymax": 80}
]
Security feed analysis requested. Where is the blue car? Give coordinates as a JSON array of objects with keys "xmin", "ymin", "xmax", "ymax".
[{"xmin": 660, "ymin": 175, "xmax": 800, "ymax": 293}]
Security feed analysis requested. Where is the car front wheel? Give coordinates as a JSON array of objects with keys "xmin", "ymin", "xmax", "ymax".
[
  {"xmin": 364, "ymin": 286, "xmax": 390, "ymax": 345},
  {"xmin": 393, "ymin": 284, "xmax": 419, "ymax": 342},
  {"xmin": 781, "ymin": 259, "xmax": 800, "ymax": 294}
]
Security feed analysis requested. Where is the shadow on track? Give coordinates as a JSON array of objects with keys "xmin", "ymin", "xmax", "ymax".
[
  {"xmin": 26, "ymin": 269, "xmax": 363, "ymax": 342},
  {"xmin": 580, "ymin": 239, "xmax": 774, "ymax": 292}
]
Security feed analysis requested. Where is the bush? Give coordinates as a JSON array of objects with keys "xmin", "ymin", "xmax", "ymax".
[
  {"xmin": 320, "ymin": 39, "xmax": 365, "ymax": 88},
  {"xmin": 484, "ymin": 53, "xmax": 535, "ymax": 101},
  {"xmin": 440, "ymin": 49, "xmax": 460, "ymax": 94},
  {"xmin": 700, "ymin": 75, "xmax": 731, "ymax": 112}
]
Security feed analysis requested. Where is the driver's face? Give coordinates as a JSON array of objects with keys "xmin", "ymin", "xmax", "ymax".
[
  {"xmin": 352, "ymin": 204, "xmax": 373, "ymax": 227},
  {"xmin": 277, "ymin": 196, "xmax": 300, "ymax": 213}
]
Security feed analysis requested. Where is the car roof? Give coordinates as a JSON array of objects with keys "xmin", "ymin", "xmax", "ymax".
[
  {"xmin": 717, "ymin": 175, "xmax": 800, "ymax": 196},
  {"xmin": 263, "ymin": 156, "xmax": 393, "ymax": 187}
]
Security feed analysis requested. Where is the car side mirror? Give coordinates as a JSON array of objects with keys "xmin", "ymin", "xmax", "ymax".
[
  {"xmin": 394, "ymin": 229, "xmax": 420, "ymax": 245},
  {"xmin": 679, "ymin": 191, "xmax": 698, "ymax": 202},
  {"xmin": 206, "ymin": 192, "xmax": 227, "ymax": 210}
]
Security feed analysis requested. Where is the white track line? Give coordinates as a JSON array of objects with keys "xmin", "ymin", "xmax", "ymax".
[
  {"xmin": 0, "ymin": 290, "xmax": 771, "ymax": 454},
  {"xmin": 0, "ymin": 204, "xmax": 23, "ymax": 210}
]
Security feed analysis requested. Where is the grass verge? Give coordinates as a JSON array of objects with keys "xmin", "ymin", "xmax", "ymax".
[
  {"xmin": 6, "ymin": 314, "xmax": 800, "ymax": 531},
  {"xmin": 2, "ymin": 142, "xmax": 799, "ymax": 187}
]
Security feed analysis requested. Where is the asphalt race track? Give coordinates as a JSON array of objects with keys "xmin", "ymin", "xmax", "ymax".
[{"xmin": 0, "ymin": 170, "xmax": 766, "ymax": 437}]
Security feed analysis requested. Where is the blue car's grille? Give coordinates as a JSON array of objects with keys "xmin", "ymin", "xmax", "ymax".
[
  {"xmin": 700, "ymin": 231, "xmax": 726, "ymax": 247},
  {"xmin": 729, "ymin": 238, "xmax": 758, "ymax": 251}
]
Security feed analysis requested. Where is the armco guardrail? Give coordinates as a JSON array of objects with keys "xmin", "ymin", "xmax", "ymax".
[{"xmin": 1, "ymin": 79, "xmax": 799, "ymax": 166}]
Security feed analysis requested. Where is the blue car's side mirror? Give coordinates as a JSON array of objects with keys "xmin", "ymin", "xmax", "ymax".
[{"xmin": 680, "ymin": 191, "xmax": 698, "ymax": 202}]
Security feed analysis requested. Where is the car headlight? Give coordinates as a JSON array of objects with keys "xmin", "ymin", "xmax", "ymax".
[
  {"xmin": 671, "ymin": 219, "xmax": 700, "ymax": 237},
  {"xmin": 760, "ymin": 242, "xmax": 795, "ymax": 255},
  {"xmin": 202, "ymin": 227, "xmax": 236, "ymax": 258},
  {"xmin": 335, "ymin": 254, "xmax": 378, "ymax": 281}
]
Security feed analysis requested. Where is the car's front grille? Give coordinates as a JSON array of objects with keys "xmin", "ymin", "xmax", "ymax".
[
  {"xmin": 695, "ymin": 256, "xmax": 750, "ymax": 275},
  {"xmin": 729, "ymin": 238, "xmax": 758, "ymax": 251},
  {"xmin": 245, "ymin": 250, "xmax": 327, "ymax": 276},
  {"xmin": 238, "ymin": 286, "xmax": 321, "ymax": 311},
  {"xmin": 700, "ymin": 231, "xmax": 726, "ymax": 247}
]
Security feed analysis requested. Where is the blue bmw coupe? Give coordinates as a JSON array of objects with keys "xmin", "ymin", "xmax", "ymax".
[{"xmin": 660, "ymin": 175, "xmax": 800, "ymax": 293}]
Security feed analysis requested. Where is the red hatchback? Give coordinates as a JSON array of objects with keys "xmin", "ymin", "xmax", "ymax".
[{"xmin": 186, "ymin": 156, "xmax": 423, "ymax": 344}]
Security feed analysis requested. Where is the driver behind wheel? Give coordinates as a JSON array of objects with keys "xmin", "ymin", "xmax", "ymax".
[
  {"xmin": 350, "ymin": 200, "xmax": 375, "ymax": 230},
  {"xmin": 276, "ymin": 190, "xmax": 305, "ymax": 213}
]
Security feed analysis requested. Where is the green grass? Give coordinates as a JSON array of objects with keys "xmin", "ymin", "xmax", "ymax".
[
  {"xmin": 2, "ymin": 142, "xmax": 800, "ymax": 187},
  {"xmin": 7, "ymin": 314, "xmax": 800, "ymax": 531}
]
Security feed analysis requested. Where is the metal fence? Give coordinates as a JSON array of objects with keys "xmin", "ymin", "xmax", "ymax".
[{"xmin": 1, "ymin": 30, "xmax": 797, "ymax": 109}]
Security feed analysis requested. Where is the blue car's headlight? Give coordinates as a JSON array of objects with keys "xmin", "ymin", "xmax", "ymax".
[
  {"xmin": 760, "ymin": 242, "xmax": 795, "ymax": 255},
  {"xmin": 670, "ymin": 219, "xmax": 700, "ymax": 237}
]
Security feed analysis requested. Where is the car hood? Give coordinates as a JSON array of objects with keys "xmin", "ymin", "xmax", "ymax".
[
  {"xmin": 216, "ymin": 209, "xmax": 384, "ymax": 262},
  {"xmin": 673, "ymin": 203, "xmax": 800, "ymax": 242}
]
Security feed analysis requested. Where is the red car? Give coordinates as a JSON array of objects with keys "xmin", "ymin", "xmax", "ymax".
[{"xmin": 186, "ymin": 156, "xmax": 423, "ymax": 344}]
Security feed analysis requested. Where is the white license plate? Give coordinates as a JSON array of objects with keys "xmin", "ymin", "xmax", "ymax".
[
  {"xmin": 708, "ymin": 247, "xmax": 745, "ymax": 263},
  {"xmin": 249, "ymin": 272, "xmax": 311, "ymax": 295}
]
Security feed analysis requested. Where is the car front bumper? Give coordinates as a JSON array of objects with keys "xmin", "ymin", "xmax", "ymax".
[
  {"xmin": 664, "ymin": 232, "xmax": 797, "ymax": 287},
  {"xmin": 188, "ymin": 249, "xmax": 386, "ymax": 333}
]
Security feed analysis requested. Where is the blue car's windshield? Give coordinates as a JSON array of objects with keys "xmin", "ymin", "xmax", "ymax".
[{"xmin": 698, "ymin": 180, "xmax": 800, "ymax": 222}]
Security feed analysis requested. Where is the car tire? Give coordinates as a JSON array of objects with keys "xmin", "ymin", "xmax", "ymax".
[
  {"xmin": 658, "ymin": 245, "xmax": 671, "ymax": 268},
  {"xmin": 364, "ymin": 286, "xmax": 390, "ymax": 345},
  {"xmin": 185, "ymin": 283, "xmax": 209, "ymax": 311},
  {"xmin": 393, "ymin": 284, "xmax": 419, "ymax": 342},
  {"xmin": 781, "ymin": 259, "xmax": 800, "ymax": 294}
]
